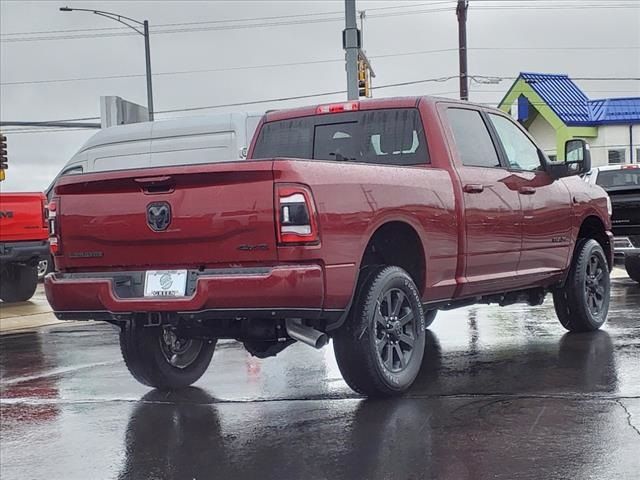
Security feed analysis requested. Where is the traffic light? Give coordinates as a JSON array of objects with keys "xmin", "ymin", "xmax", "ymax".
[
  {"xmin": 358, "ymin": 59, "xmax": 370, "ymax": 98},
  {"xmin": 0, "ymin": 133, "xmax": 7, "ymax": 182}
]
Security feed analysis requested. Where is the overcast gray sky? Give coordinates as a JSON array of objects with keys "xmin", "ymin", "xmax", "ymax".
[{"xmin": 1, "ymin": 0, "xmax": 639, "ymax": 191}]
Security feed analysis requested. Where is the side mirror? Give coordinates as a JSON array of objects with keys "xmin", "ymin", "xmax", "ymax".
[{"xmin": 547, "ymin": 139, "xmax": 592, "ymax": 179}]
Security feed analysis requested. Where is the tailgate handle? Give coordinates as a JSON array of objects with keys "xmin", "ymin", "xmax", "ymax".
[{"xmin": 134, "ymin": 176, "xmax": 174, "ymax": 194}]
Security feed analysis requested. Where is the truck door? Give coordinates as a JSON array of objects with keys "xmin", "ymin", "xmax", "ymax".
[
  {"xmin": 486, "ymin": 113, "xmax": 572, "ymax": 275},
  {"xmin": 445, "ymin": 107, "xmax": 523, "ymax": 296}
]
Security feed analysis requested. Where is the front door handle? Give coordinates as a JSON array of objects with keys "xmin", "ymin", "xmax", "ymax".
[
  {"xmin": 519, "ymin": 186, "xmax": 536, "ymax": 195},
  {"xmin": 463, "ymin": 184, "xmax": 484, "ymax": 194}
]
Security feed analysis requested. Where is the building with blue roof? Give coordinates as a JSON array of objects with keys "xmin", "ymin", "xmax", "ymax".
[{"xmin": 498, "ymin": 72, "xmax": 640, "ymax": 165}]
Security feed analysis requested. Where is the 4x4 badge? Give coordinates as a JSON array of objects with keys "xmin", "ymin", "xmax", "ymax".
[{"xmin": 147, "ymin": 202, "xmax": 171, "ymax": 231}]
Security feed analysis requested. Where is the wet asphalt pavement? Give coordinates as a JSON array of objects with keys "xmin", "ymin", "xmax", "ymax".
[{"xmin": 1, "ymin": 276, "xmax": 639, "ymax": 480}]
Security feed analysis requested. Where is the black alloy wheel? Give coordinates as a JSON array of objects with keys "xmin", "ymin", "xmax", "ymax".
[
  {"xmin": 374, "ymin": 288, "xmax": 419, "ymax": 373},
  {"xmin": 584, "ymin": 252, "xmax": 607, "ymax": 317},
  {"xmin": 553, "ymin": 238, "xmax": 610, "ymax": 332},
  {"xmin": 333, "ymin": 266, "xmax": 427, "ymax": 397},
  {"xmin": 120, "ymin": 323, "xmax": 216, "ymax": 389}
]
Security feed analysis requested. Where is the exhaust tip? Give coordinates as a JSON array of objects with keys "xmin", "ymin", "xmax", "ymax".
[
  {"xmin": 285, "ymin": 319, "xmax": 329, "ymax": 349},
  {"xmin": 314, "ymin": 334, "xmax": 329, "ymax": 349}
]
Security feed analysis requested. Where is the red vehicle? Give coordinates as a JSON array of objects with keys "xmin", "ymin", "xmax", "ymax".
[
  {"xmin": 0, "ymin": 192, "xmax": 49, "ymax": 302},
  {"xmin": 45, "ymin": 97, "xmax": 613, "ymax": 396}
]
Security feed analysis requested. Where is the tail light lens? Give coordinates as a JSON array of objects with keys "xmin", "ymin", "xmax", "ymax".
[
  {"xmin": 41, "ymin": 196, "xmax": 48, "ymax": 228},
  {"xmin": 276, "ymin": 184, "xmax": 319, "ymax": 245},
  {"xmin": 48, "ymin": 200, "xmax": 60, "ymax": 255}
]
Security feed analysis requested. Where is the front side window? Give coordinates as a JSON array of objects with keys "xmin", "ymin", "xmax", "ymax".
[
  {"xmin": 252, "ymin": 108, "xmax": 429, "ymax": 166},
  {"xmin": 447, "ymin": 108, "xmax": 500, "ymax": 168},
  {"xmin": 488, "ymin": 113, "xmax": 542, "ymax": 171}
]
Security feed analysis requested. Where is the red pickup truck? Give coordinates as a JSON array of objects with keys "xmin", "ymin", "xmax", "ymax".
[
  {"xmin": 1, "ymin": 192, "xmax": 50, "ymax": 302},
  {"xmin": 45, "ymin": 97, "xmax": 612, "ymax": 396}
]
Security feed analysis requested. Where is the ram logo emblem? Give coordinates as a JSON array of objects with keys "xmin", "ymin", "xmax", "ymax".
[{"xmin": 147, "ymin": 202, "xmax": 171, "ymax": 232}]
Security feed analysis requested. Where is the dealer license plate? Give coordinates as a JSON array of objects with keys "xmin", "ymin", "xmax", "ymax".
[{"xmin": 144, "ymin": 270, "xmax": 188, "ymax": 297}]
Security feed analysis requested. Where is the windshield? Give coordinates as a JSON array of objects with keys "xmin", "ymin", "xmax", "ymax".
[{"xmin": 596, "ymin": 169, "xmax": 640, "ymax": 189}]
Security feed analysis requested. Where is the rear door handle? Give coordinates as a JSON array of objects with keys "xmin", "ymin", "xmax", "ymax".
[
  {"xmin": 518, "ymin": 186, "xmax": 536, "ymax": 195},
  {"xmin": 463, "ymin": 184, "xmax": 484, "ymax": 194}
]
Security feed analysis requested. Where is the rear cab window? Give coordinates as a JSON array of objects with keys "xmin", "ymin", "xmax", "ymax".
[
  {"xmin": 596, "ymin": 168, "xmax": 640, "ymax": 189},
  {"xmin": 252, "ymin": 108, "xmax": 429, "ymax": 166}
]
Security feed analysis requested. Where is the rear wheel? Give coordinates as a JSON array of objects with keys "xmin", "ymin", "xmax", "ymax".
[
  {"xmin": 119, "ymin": 323, "xmax": 216, "ymax": 389},
  {"xmin": 553, "ymin": 239, "xmax": 610, "ymax": 332},
  {"xmin": 624, "ymin": 255, "xmax": 640, "ymax": 283},
  {"xmin": 333, "ymin": 266, "xmax": 426, "ymax": 397},
  {"xmin": 0, "ymin": 263, "xmax": 38, "ymax": 302}
]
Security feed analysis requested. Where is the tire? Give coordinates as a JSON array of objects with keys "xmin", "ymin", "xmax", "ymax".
[
  {"xmin": 119, "ymin": 322, "xmax": 216, "ymax": 389},
  {"xmin": 624, "ymin": 255, "xmax": 640, "ymax": 283},
  {"xmin": 424, "ymin": 309, "xmax": 437, "ymax": 329},
  {"xmin": 553, "ymin": 239, "xmax": 610, "ymax": 332},
  {"xmin": 333, "ymin": 266, "xmax": 427, "ymax": 397},
  {"xmin": 0, "ymin": 263, "xmax": 38, "ymax": 302}
]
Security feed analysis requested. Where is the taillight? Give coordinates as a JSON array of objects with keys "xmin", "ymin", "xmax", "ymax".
[
  {"xmin": 41, "ymin": 197, "xmax": 48, "ymax": 228},
  {"xmin": 316, "ymin": 101, "xmax": 359, "ymax": 114},
  {"xmin": 48, "ymin": 200, "xmax": 60, "ymax": 255},
  {"xmin": 275, "ymin": 185, "xmax": 319, "ymax": 245}
]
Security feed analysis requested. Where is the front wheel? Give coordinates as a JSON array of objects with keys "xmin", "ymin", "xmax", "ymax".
[
  {"xmin": 553, "ymin": 239, "xmax": 610, "ymax": 332},
  {"xmin": 119, "ymin": 323, "xmax": 216, "ymax": 389},
  {"xmin": 624, "ymin": 255, "xmax": 640, "ymax": 283},
  {"xmin": 333, "ymin": 266, "xmax": 426, "ymax": 397}
]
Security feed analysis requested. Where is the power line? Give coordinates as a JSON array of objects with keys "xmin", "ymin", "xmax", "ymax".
[
  {"xmin": 0, "ymin": 75, "xmax": 461, "ymax": 126},
  {"xmin": 2, "ymin": 1, "xmax": 636, "ymax": 44},
  {"xmin": 3, "ymin": 73, "xmax": 638, "ymax": 129},
  {"xmin": 3, "ymin": 46, "xmax": 638, "ymax": 87},
  {"xmin": 0, "ymin": 4, "xmax": 457, "ymax": 43},
  {"xmin": 0, "ymin": 2, "xmax": 454, "ymax": 37}
]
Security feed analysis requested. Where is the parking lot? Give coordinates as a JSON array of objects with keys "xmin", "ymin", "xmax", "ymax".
[{"xmin": 1, "ymin": 273, "xmax": 638, "ymax": 480}]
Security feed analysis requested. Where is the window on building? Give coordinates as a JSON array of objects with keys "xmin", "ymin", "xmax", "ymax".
[
  {"xmin": 608, "ymin": 149, "xmax": 626, "ymax": 164},
  {"xmin": 446, "ymin": 108, "xmax": 500, "ymax": 168}
]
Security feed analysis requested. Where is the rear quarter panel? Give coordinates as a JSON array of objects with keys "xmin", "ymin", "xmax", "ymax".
[{"xmin": 273, "ymin": 159, "xmax": 458, "ymax": 308}]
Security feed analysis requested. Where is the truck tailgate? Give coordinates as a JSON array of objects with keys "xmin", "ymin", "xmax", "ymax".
[
  {"xmin": 0, "ymin": 192, "xmax": 48, "ymax": 242},
  {"xmin": 54, "ymin": 161, "xmax": 277, "ymax": 270},
  {"xmin": 609, "ymin": 189, "xmax": 640, "ymax": 236}
]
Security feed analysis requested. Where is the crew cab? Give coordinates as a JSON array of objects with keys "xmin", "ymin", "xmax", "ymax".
[
  {"xmin": 45, "ymin": 97, "xmax": 613, "ymax": 396},
  {"xmin": 1, "ymin": 192, "xmax": 49, "ymax": 302},
  {"xmin": 584, "ymin": 164, "xmax": 640, "ymax": 282}
]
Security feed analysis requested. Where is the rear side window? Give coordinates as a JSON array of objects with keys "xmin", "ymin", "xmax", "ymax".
[
  {"xmin": 252, "ymin": 108, "xmax": 429, "ymax": 166},
  {"xmin": 447, "ymin": 108, "xmax": 500, "ymax": 168}
]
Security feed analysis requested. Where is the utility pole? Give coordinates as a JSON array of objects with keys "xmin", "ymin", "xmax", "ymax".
[
  {"xmin": 343, "ymin": 0, "xmax": 360, "ymax": 101},
  {"xmin": 456, "ymin": 0, "xmax": 469, "ymax": 101}
]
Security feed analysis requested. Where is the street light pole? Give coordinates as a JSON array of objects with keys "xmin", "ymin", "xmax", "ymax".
[
  {"xmin": 59, "ymin": 6, "xmax": 154, "ymax": 121},
  {"xmin": 143, "ymin": 20, "xmax": 154, "ymax": 121}
]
